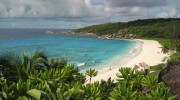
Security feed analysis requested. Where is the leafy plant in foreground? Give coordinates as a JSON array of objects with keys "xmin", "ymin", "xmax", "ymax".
[
  {"xmin": 83, "ymin": 82, "xmax": 102, "ymax": 100},
  {"xmin": 85, "ymin": 68, "xmax": 98, "ymax": 83},
  {"xmin": 146, "ymin": 83, "xmax": 176, "ymax": 100},
  {"xmin": 116, "ymin": 67, "xmax": 136, "ymax": 83},
  {"xmin": 109, "ymin": 82, "xmax": 137, "ymax": 100},
  {"xmin": 0, "ymin": 50, "xmax": 177, "ymax": 99}
]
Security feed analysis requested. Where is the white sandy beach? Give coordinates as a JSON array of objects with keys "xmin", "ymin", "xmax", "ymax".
[{"xmin": 90, "ymin": 39, "xmax": 168, "ymax": 83}]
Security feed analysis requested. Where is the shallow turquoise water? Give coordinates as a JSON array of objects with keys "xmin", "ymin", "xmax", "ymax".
[{"xmin": 0, "ymin": 29, "xmax": 140, "ymax": 71}]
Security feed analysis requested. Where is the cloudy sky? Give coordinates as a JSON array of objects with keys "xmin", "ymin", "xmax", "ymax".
[{"xmin": 0, "ymin": 0, "xmax": 179, "ymax": 29}]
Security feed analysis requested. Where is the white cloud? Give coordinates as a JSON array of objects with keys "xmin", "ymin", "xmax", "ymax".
[
  {"xmin": 0, "ymin": 0, "xmax": 92, "ymax": 18},
  {"xmin": 0, "ymin": 0, "xmax": 167, "ymax": 19},
  {"xmin": 0, "ymin": 0, "xmax": 179, "ymax": 24},
  {"xmin": 169, "ymin": 7, "xmax": 177, "ymax": 17},
  {"xmin": 157, "ymin": 7, "xmax": 177, "ymax": 18}
]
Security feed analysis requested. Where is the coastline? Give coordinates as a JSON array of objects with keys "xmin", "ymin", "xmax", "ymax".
[
  {"xmin": 90, "ymin": 39, "xmax": 168, "ymax": 83},
  {"xmin": 87, "ymin": 40, "xmax": 142, "ymax": 74},
  {"xmin": 46, "ymin": 31, "xmax": 168, "ymax": 82}
]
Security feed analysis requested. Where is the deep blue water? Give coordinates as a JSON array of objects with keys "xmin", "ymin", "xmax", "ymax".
[{"xmin": 0, "ymin": 29, "xmax": 140, "ymax": 71}]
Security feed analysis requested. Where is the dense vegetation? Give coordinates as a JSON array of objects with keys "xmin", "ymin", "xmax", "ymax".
[
  {"xmin": 0, "ymin": 51, "xmax": 178, "ymax": 100},
  {"xmin": 75, "ymin": 18, "xmax": 180, "ymax": 52},
  {"xmin": 75, "ymin": 18, "xmax": 180, "ymax": 38}
]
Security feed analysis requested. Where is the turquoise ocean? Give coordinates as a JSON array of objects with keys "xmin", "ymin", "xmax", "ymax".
[{"xmin": 0, "ymin": 29, "xmax": 141, "ymax": 72}]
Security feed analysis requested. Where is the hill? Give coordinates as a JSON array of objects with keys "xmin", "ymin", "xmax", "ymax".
[
  {"xmin": 75, "ymin": 18, "xmax": 180, "ymax": 38},
  {"xmin": 74, "ymin": 18, "xmax": 180, "ymax": 52}
]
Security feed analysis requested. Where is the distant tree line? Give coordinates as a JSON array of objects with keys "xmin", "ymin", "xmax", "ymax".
[{"xmin": 75, "ymin": 18, "xmax": 180, "ymax": 52}]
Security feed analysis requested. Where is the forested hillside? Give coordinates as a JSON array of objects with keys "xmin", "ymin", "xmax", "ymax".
[
  {"xmin": 75, "ymin": 18, "xmax": 180, "ymax": 52},
  {"xmin": 75, "ymin": 18, "xmax": 180, "ymax": 38}
]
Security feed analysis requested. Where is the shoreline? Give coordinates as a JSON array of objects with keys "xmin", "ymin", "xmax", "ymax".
[
  {"xmin": 46, "ymin": 31, "xmax": 168, "ymax": 82},
  {"xmin": 89, "ymin": 39, "xmax": 168, "ymax": 83},
  {"xmin": 89, "ymin": 40, "xmax": 142, "ymax": 74}
]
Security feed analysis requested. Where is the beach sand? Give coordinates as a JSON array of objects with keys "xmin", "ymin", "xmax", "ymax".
[{"xmin": 90, "ymin": 39, "xmax": 168, "ymax": 83}]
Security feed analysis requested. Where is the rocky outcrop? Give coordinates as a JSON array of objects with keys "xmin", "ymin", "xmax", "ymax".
[
  {"xmin": 100, "ymin": 33, "xmax": 136, "ymax": 39},
  {"xmin": 99, "ymin": 29, "xmax": 136, "ymax": 39},
  {"xmin": 46, "ymin": 31, "xmax": 99, "ymax": 37},
  {"xmin": 45, "ymin": 31, "xmax": 54, "ymax": 34},
  {"xmin": 158, "ymin": 60, "xmax": 180, "ymax": 99},
  {"xmin": 46, "ymin": 29, "xmax": 137, "ymax": 40}
]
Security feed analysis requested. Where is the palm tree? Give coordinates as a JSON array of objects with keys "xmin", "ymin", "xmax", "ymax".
[
  {"xmin": 28, "ymin": 51, "xmax": 49, "ymax": 71},
  {"xmin": 85, "ymin": 68, "xmax": 98, "ymax": 83},
  {"xmin": 0, "ymin": 51, "xmax": 49, "ymax": 83},
  {"xmin": 0, "ymin": 52, "xmax": 27, "ymax": 82},
  {"xmin": 21, "ymin": 51, "xmax": 49, "ymax": 75}
]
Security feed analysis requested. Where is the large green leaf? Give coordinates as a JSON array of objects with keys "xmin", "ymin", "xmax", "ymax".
[
  {"xmin": 0, "ymin": 92, "xmax": 7, "ymax": 99},
  {"xmin": 17, "ymin": 96, "xmax": 28, "ymax": 100},
  {"xmin": 27, "ymin": 89, "xmax": 41, "ymax": 100}
]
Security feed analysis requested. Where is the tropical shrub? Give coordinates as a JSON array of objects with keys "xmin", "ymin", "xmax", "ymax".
[
  {"xmin": 109, "ymin": 82, "xmax": 137, "ymax": 100},
  {"xmin": 0, "ymin": 51, "xmax": 177, "ymax": 100}
]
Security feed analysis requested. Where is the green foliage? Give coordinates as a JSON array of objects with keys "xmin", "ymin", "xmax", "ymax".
[
  {"xmin": 150, "ymin": 64, "xmax": 164, "ymax": 75},
  {"xmin": 116, "ymin": 67, "xmax": 136, "ymax": 83},
  {"xmin": 144, "ymin": 38, "xmax": 180, "ymax": 53},
  {"xmin": 0, "ymin": 51, "xmax": 176, "ymax": 100},
  {"xmin": 75, "ymin": 18, "xmax": 180, "ymax": 38},
  {"xmin": 109, "ymin": 82, "xmax": 137, "ymax": 100},
  {"xmin": 83, "ymin": 82, "xmax": 102, "ymax": 100},
  {"xmin": 0, "ymin": 52, "xmax": 28, "ymax": 82},
  {"xmin": 75, "ymin": 18, "xmax": 180, "ymax": 53},
  {"xmin": 24, "ymin": 51, "xmax": 49, "ymax": 71},
  {"xmin": 0, "ymin": 51, "xmax": 49, "ymax": 83},
  {"xmin": 85, "ymin": 68, "xmax": 98, "ymax": 83},
  {"xmin": 0, "ymin": 77, "xmax": 14, "ymax": 99},
  {"xmin": 99, "ymin": 78, "xmax": 115, "ymax": 99},
  {"xmin": 169, "ymin": 52, "xmax": 180, "ymax": 62},
  {"xmin": 142, "ymin": 75, "xmax": 158, "ymax": 87},
  {"xmin": 27, "ymin": 89, "xmax": 41, "ymax": 100},
  {"xmin": 29, "ymin": 65, "xmax": 85, "ymax": 84},
  {"xmin": 113, "ymin": 67, "xmax": 176, "ymax": 100},
  {"xmin": 50, "ymin": 58, "xmax": 67, "ymax": 69},
  {"xmin": 146, "ymin": 83, "xmax": 177, "ymax": 100}
]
